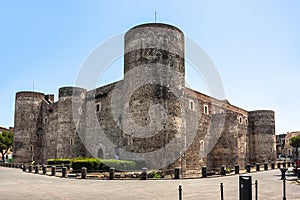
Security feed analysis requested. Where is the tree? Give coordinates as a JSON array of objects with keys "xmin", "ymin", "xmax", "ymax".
[
  {"xmin": 0, "ymin": 131, "xmax": 13, "ymax": 163},
  {"xmin": 290, "ymin": 135, "xmax": 300, "ymax": 160}
]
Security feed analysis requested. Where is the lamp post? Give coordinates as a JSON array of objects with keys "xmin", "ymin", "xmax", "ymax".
[{"xmin": 280, "ymin": 168, "xmax": 288, "ymax": 200}]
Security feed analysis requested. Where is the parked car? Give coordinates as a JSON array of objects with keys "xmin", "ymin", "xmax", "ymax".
[{"xmin": 278, "ymin": 155, "xmax": 289, "ymax": 161}]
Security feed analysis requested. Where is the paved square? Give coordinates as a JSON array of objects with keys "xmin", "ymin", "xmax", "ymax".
[{"xmin": 0, "ymin": 167, "xmax": 299, "ymax": 200}]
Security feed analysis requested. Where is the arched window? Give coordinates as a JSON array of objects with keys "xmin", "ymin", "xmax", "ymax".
[
  {"xmin": 204, "ymin": 105, "xmax": 209, "ymax": 114},
  {"xmin": 200, "ymin": 140, "xmax": 204, "ymax": 152}
]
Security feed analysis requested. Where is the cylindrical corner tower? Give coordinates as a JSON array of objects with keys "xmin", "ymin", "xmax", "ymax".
[
  {"xmin": 13, "ymin": 91, "xmax": 45, "ymax": 163},
  {"xmin": 57, "ymin": 86, "xmax": 87, "ymax": 158},
  {"xmin": 117, "ymin": 23, "xmax": 186, "ymax": 168},
  {"xmin": 248, "ymin": 110, "xmax": 276, "ymax": 164}
]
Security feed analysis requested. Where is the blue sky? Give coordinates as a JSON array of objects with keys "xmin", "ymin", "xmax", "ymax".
[{"xmin": 0, "ymin": 0, "xmax": 299, "ymax": 134}]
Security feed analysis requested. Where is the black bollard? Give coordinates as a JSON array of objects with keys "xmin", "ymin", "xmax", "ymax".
[
  {"xmin": 271, "ymin": 163, "xmax": 275, "ymax": 170},
  {"xmin": 283, "ymin": 162, "xmax": 286, "ymax": 168},
  {"xmin": 255, "ymin": 180, "xmax": 258, "ymax": 200},
  {"xmin": 28, "ymin": 165, "xmax": 32, "ymax": 173},
  {"xmin": 141, "ymin": 168, "xmax": 147, "ymax": 180},
  {"xmin": 220, "ymin": 183, "xmax": 224, "ymax": 200},
  {"xmin": 62, "ymin": 167, "xmax": 67, "ymax": 178},
  {"xmin": 256, "ymin": 163, "xmax": 260, "ymax": 171},
  {"xmin": 246, "ymin": 164, "xmax": 251, "ymax": 173},
  {"xmin": 287, "ymin": 162, "xmax": 291, "ymax": 167},
  {"xmin": 22, "ymin": 165, "xmax": 26, "ymax": 172},
  {"xmin": 81, "ymin": 167, "xmax": 87, "ymax": 179},
  {"xmin": 202, "ymin": 166, "xmax": 207, "ymax": 178},
  {"xmin": 109, "ymin": 167, "xmax": 115, "ymax": 180},
  {"xmin": 235, "ymin": 165, "xmax": 240, "ymax": 174},
  {"xmin": 34, "ymin": 165, "xmax": 39, "ymax": 174},
  {"xmin": 264, "ymin": 163, "xmax": 268, "ymax": 171},
  {"xmin": 277, "ymin": 162, "xmax": 281, "ymax": 169},
  {"xmin": 178, "ymin": 185, "xmax": 182, "ymax": 200},
  {"xmin": 174, "ymin": 168, "xmax": 180, "ymax": 179},
  {"xmin": 220, "ymin": 165, "xmax": 226, "ymax": 176},
  {"xmin": 51, "ymin": 166, "xmax": 56, "ymax": 176},
  {"xmin": 42, "ymin": 165, "xmax": 47, "ymax": 175}
]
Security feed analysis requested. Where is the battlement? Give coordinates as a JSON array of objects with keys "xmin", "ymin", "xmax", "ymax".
[
  {"xmin": 16, "ymin": 91, "xmax": 44, "ymax": 99},
  {"xmin": 59, "ymin": 86, "xmax": 87, "ymax": 98}
]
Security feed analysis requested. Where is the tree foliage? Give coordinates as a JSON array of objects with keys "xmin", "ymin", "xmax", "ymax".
[
  {"xmin": 290, "ymin": 135, "xmax": 300, "ymax": 159},
  {"xmin": 0, "ymin": 131, "xmax": 14, "ymax": 162},
  {"xmin": 290, "ymin": 135, "xmax": 300, "ymax": 148}
]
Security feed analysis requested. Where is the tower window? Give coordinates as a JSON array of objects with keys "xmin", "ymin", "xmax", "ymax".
[
  {"xmin": 44, "ymin": 117, "xmax": 49, "ymax": 125},
  {"xmin": 30, "ymin": 145, "xmax": 34, "ymax": 151},
  {"xmin": 204, "ymin": 105, "xmax": 209, "ymax": 114},
  {"xmin": 189, "ymin": 100, "xmax": 194, "ymax": 110},
  {"xmin": 96, "ymin": 103, "xmax": 101, "ymax": 112},
  {"xmin": 239, "ymin": 116, "xmax": 242, "ymax": 124},
  {"xmin": 70, "ymin": 139, "xmax": 74, "ymax": 145}
]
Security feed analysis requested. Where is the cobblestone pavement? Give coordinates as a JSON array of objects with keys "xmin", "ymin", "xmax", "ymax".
[{"xmin": 0, "ymin": 167, "xmax": 299, "ymax": 200}]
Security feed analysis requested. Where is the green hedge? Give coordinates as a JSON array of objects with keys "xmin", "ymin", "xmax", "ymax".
[
  {"xmin": 101, "ymin": 159, "xmax": 136, "ymax": 171},
  {"xmin": 47, "ymin": 158, "xmax": 71, "ymax": 165},
  {"xmin": 71, "ymin": 158, "xmax": 102, "ymax": 171}
]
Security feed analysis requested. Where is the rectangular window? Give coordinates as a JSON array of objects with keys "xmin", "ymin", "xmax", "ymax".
[
  {"xmin": 189, "ymin": 100, "xmax": 194, "ymax": 110},
  {"xmin": 96, "ymin": 103, "xmax": 100, "ymax": 112}
]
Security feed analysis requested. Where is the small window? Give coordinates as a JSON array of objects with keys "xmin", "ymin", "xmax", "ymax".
[
  {"xmin": 200, "ymin": 140, "xmax": 204, "ymax": 152},
  {"xmin": 239, "ymin": 116, "xmax": 242, "ymax": 124},
  {"xmin": 204, "ymin": 105, "xmax": 209, "ymax": 114},
  {"xmin": 44, "ymin": 117, "xmax": 49, "ymax": 125},
  {"xmin": 70, "ymin": 139, "xmax": 74, "ymax": 145},
  {"xmin": 245, "ymin": 119, "xmax": 248, "ymax": 125},
  {"xmin": 189, "ymin": 100, "xmax": 194, "ymax": 110},
  {"xmin": 30, "ymin": 145, "xmax": 34, "ymax": 151},
  {"xmin": 96, "ymin": 103, "xmax": 101, "ymax": 112}
]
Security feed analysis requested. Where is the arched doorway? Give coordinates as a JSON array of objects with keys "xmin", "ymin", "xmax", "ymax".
[{"xmin": 98, "ymin": 148, "xmax": 104, "ymax": 159}]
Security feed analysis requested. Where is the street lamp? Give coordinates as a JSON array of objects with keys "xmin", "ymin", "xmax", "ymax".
[{"xmin": 280, "ymin": 168, "xmax": 288, "ymax": 200}]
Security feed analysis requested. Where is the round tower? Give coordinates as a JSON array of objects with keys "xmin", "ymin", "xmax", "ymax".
[
  {"xmin": 13, "ymin": 91, "xmax": 45, "ymax": 163},
  {"xmin": 57, "ymin": 86, "xmax": 87, "ymax": 158},
  {"xmin": 112, "ymin": 23, "xmax": 186, "ymax": 168},
  {"xmin": 248, "ymin": 110, "xmax": 276, "ymax": 163}
]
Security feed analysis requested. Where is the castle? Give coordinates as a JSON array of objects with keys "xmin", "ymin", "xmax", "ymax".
[{"xmin": 13, "ymin": 23, "xmax": 276, "ymax": 171}]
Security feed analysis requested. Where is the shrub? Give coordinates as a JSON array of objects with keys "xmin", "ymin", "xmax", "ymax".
[
  {"xmin": 71, "ymin": 157, "xmax": 101, "ymax": 172},
  {"xmin": 101, "ymin": 159, "xmax": 136, "ymax": 171},
  {"xmin": 47, "ymin": 158, "xmax": 71, "ymax": 165},
  {"xmin": 148, "ymin": 170, "xmax": 161, "ymax": 178}
]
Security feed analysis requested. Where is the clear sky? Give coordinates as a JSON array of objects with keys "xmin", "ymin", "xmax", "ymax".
[{"xmin": 1, "ymin": 0, "xmax": 299, "ymax": 134}]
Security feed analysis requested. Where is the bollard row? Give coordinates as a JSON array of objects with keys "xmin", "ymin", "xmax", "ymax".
[{"xmin": 3, "ymin": 161, "xmax": 287, "ymax": 180}]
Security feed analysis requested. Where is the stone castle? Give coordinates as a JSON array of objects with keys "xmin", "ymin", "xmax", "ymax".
[{"xmin": 13, "ymin": 23, "xmax": 276, "ymax": 171}]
